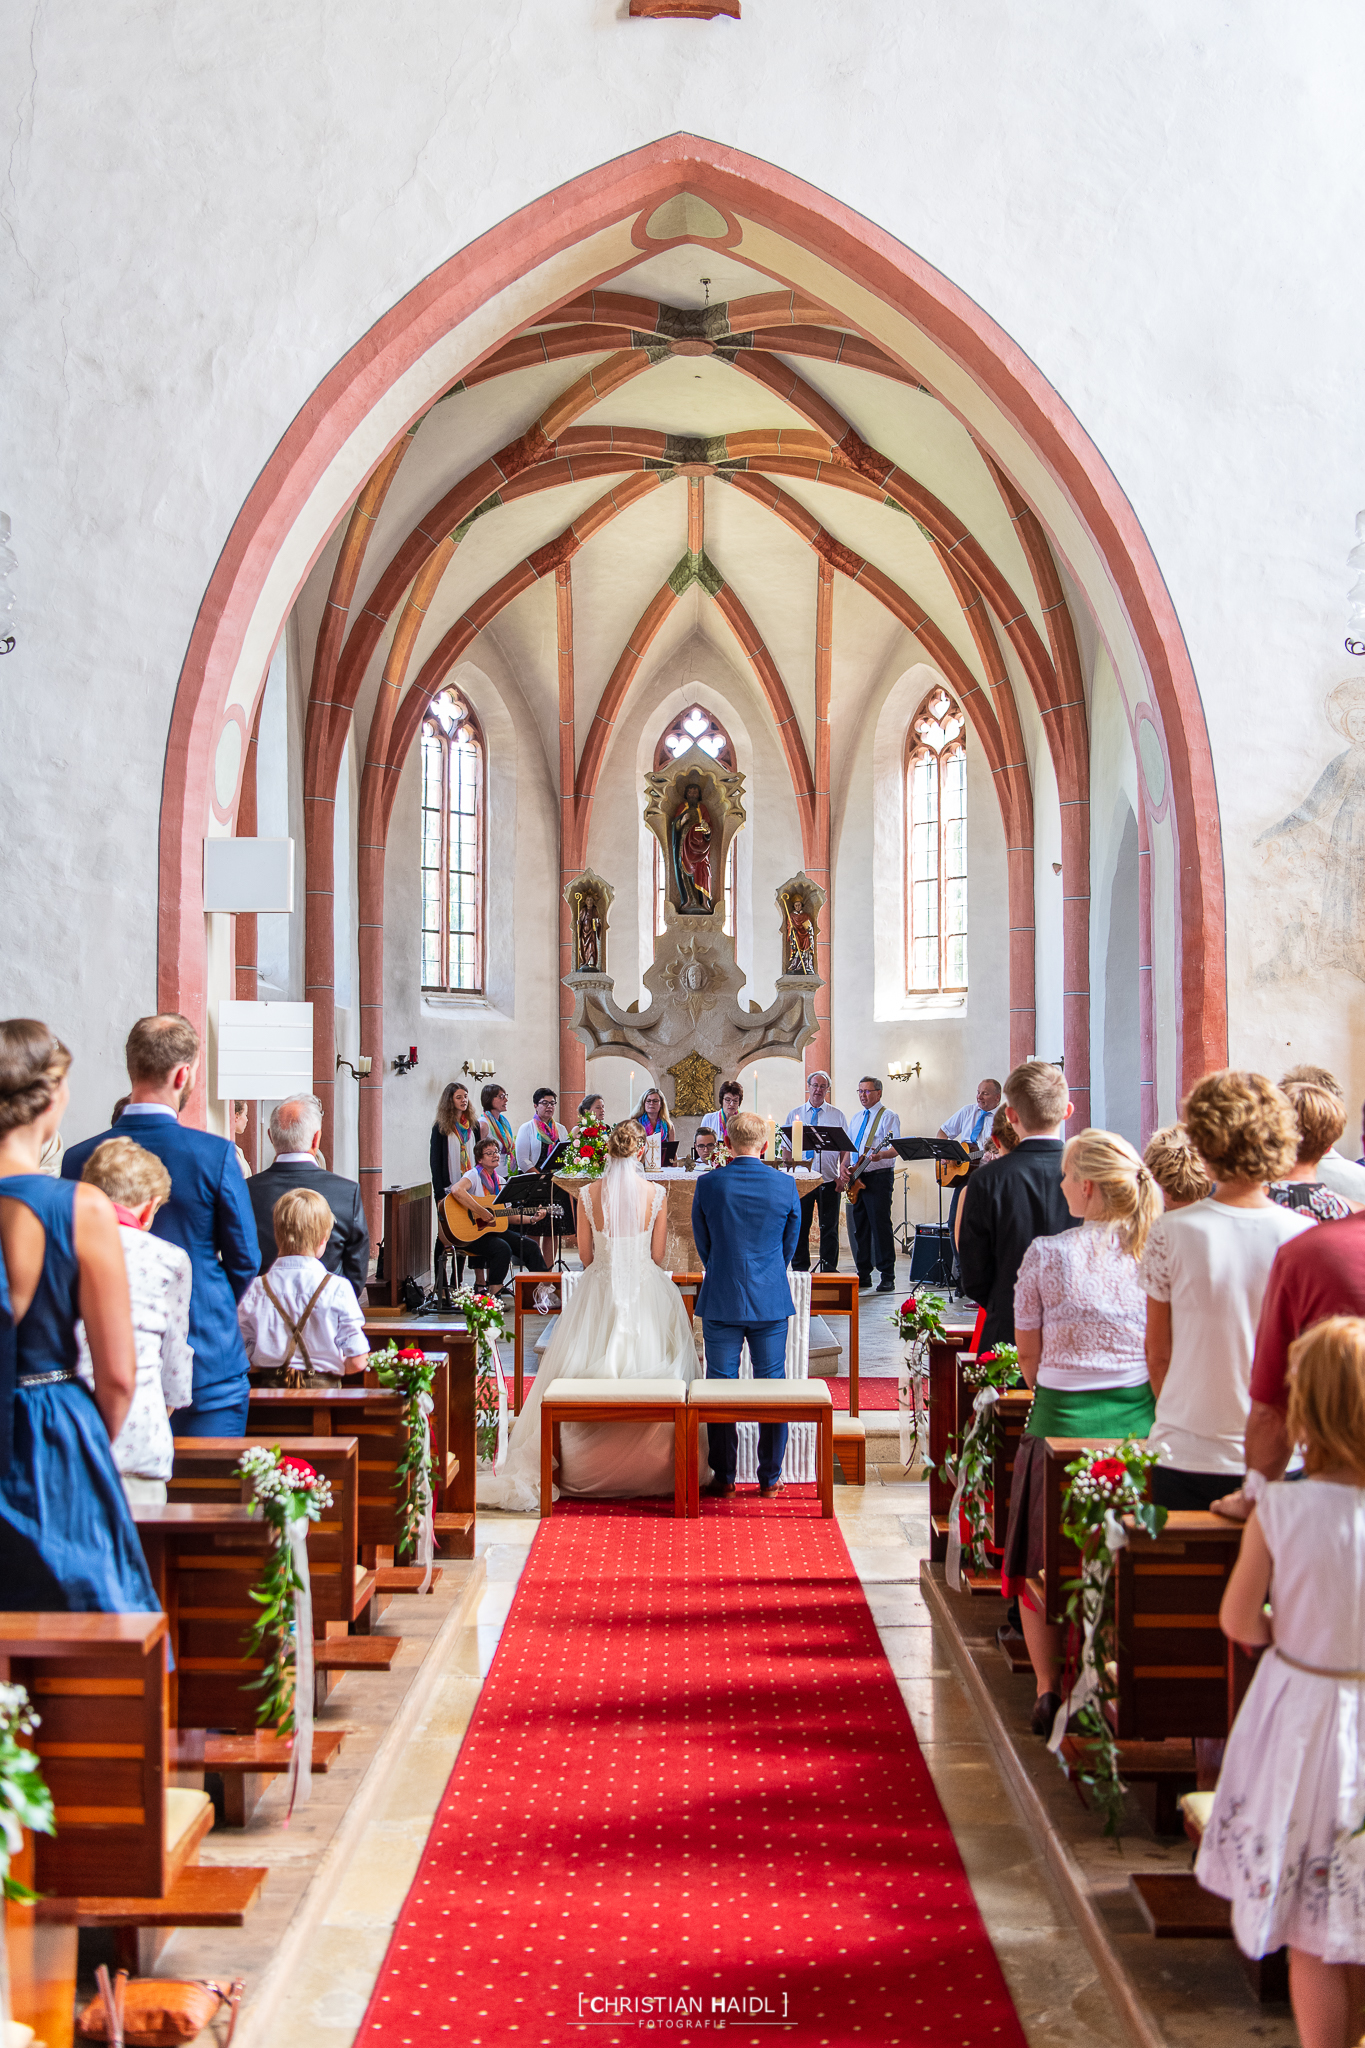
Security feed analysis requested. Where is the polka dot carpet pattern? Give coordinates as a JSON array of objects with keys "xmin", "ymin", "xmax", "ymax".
[{"xmin": 356, "ymin": 1501, "xmax": 1027, "ymax": 2046}]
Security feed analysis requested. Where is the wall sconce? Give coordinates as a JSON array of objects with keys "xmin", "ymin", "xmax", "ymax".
[
  {"xmin": 336, "ymin": 1054, "xmax": 372, "ymax": 1081},
  {"xmin": 392, "ymin": 1046, "xmax": 419, "ymax": 1076},
  {"xmin": 1347, "ymin": 510, "xmax": 1365, "ymax": 655},
  {"xmin": 461, "ymin": 1059, "xmax": 496, "ymax": 1081},
  {"xmin": 1028, "ymin": 1053, "xmax": 1066, "ymax": 1072},
  {"xmin": 0, "ymin": 513, "xmax": 15, "ymax": 656},
  {"xmin": 887, "ymin": 1060, "xmax": 923, "ymax": 1082}
]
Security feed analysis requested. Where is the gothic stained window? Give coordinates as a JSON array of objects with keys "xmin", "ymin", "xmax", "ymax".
[
  {"xmin": 421, "ymin": 689, "xmax": 484, "ymax": 993},
  {"xmin": 652, "ymin": 705, "xmax": 736, "ymax": 937},
  {"xmin": 906, "ymin": 686, "xmax": 967, "ymax": 992}
]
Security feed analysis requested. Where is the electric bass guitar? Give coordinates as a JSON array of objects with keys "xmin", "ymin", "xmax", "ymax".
[
  {"xmin": 438, "ymin": 1194, "xmax": 548, "ymax": 1249},
  {"xmin": 844, "ymin": 1116, "xmax": 890, "ymax": 1207}
]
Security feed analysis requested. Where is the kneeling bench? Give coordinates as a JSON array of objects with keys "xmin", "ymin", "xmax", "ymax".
[
  {"xmin": 833, "ymin": 1415, "xmax": 866, "ymax": 1485},
  {"xmin": 539, "ymin": 1377, "xmax": 690, "ymax": 1518},
  {"xmin": 686, "ymin": 1381, "xmax": 834, "ymax": 1518}
]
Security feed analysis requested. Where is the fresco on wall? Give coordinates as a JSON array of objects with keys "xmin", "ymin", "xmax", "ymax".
[{"xmin": 1253, "ymin": 679, "xmax": 1365, "ymax": 985}]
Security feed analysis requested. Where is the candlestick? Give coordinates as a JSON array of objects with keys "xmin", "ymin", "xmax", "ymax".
[
  {"xmin": 792, "ymin": 1115, "xmax": 804, "ymax": 1163},
  {"xmin": 764, "ymin": 1115, "xmax": 777, "ymax": 1162}
]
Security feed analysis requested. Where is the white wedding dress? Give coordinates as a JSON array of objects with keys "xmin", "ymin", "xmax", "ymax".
[{"xmin": 477, "ymin": 1160, "xmax": 703, "ymax": 1511}]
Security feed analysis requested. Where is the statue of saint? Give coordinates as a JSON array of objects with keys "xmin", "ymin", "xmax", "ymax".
[
  {"xmin": 577, "ymin": 891, "xmax": 602, "ymax": 972},
  {"xmin": 669, "ymin": 783, "xmax": 714, "ymax": 915},
  {"xmin": 783, "ymin": 890, "xmax": 818, "ymax": 976}
]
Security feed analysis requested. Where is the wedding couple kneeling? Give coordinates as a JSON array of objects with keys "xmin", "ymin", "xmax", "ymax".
[{"xmin": 479, "ymin": 1112, "xmax": 802, "ymax": 1511}]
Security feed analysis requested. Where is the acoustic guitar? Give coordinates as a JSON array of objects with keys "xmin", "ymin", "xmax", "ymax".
[
  {"xmin": 438, "ymin": 1192, "xmax": 548, "ymax": 1249},
  {"xmin": 935, "ymin": 1146, "xmax": 980, "ymax": 1188}
]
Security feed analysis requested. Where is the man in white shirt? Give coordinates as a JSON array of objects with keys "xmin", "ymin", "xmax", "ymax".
[
  {"xmin": 938, "ymin": 1076, "xmax": 1002, "ymax": 1288},
  {"xmin": 778, "ymin": 1071, "xmax": 849, "ymax": 1272},
  {"xmin": 840, "ymin": 1076, "xmax": 902, "ymax": 1293}
]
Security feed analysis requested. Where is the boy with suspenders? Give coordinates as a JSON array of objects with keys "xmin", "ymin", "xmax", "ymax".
[{"xmin": 237, "ymin": 1187, "xmax": 370, "ymax": 1388}]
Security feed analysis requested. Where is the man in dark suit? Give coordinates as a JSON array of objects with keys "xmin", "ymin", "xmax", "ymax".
[
  {"xmin": 957, "ymin": 1060, "xmax": 1078, "ymax": 1353},
  {"xmin": 247, "ymin": 1095, "xmax": 370, "ymax": 1293},
  {"xmin": 63, "ymin": 1014, "xmax": 261, "ymax": 1434},
  {"xmin": 692, "ymin": 1111, "xmax": 803, "ymax": 1500}
]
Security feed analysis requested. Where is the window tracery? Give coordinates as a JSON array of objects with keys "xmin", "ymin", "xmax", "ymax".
[
  {"xmin": 906, "ymin": 686, "xmax": 967, "ymax": 992},
  {"xmin": 421, "ymin": 689, "xmax": 484, "ymax": 993}
]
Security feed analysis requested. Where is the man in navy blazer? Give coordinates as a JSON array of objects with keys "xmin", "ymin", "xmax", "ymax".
[
  {"xmin": 691, "ymin": 1111, "xmax": 802, "ymax": 1499},
  {"xmin": 63, "ymin": 1014, "xmax": 260, "ymax": 1434}
]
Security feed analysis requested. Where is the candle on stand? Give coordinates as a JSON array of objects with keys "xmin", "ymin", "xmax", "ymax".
[
  {"xmin": 792, "ymin": 1116, "xmax": 804, "ymax": 1164},
  {"xmin": 764, "ymin": 1115, "xmax": 777, "ymax": 1161}
]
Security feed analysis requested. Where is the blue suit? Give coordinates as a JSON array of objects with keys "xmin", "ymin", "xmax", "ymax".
[
  {"xmin": 692, "ymin": 1157, "xmax": 802, "ymax": 1489},
  {"xmin": 64, "ymin": 1109, "xmax": 260, "ymax": 1430}
]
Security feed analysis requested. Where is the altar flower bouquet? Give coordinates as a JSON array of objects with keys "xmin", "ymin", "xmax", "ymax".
[
  {"xmin": 238, "ymin": 1445, "xmax": 333, "ymax": 1735},
  {"xmin": 370, "ymin": 1343, "xmax": 440, "ymax": 1564},
  {"xmin": 560, "ymin": 1118, "xmax": 611, "ymax": 1178},
  {"xmin": 1053, "ymin": 1439, "xmax": 1167, "ymax": 1842}
]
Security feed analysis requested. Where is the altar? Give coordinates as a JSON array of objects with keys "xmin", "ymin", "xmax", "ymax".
[{"xmin": 555, "ymin": 1164, "xmax": 823, "ymax": 1273}]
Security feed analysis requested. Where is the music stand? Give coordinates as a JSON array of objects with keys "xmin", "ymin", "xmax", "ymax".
[
  {"xmin": 499, "ymin": 1172, "xmax": 555, "ymax": 1280},
  {"xmin": 535, "ymin": 1141, "xmax": 576, "ymax": 1272},
  {"xmin": 888, "ymin": 1137, "xmax": 971, "ymax": 1286},
  {"xmin": 778, "ymin": 1125, "xmax": 854, "ymax": 1169}
]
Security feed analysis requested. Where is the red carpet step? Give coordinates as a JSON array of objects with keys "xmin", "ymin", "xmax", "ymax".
[{"xmin": 358, "ymin": 1501, "xmax": 1025, "ymax": 2045}]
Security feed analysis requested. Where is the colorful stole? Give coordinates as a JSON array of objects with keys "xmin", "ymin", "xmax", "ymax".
[
  {"xmin": 477, "ymin": 1163, "xmax": 502, "ymax": 1200},
  {"xmin": 488, "ymin": 1111, "xmax": 516, "ymax": 1160}
]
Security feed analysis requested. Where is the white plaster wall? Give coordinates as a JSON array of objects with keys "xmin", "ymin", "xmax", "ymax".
[
  {"xmin": 1088, "ymin": 648, "xmax": 1144, "ymax": 1138},
  {"xmin": 6, "ymin": 1, "xmax": 1365, "ymax": 1134}
]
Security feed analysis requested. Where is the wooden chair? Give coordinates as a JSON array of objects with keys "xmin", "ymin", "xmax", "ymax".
[
  {"xmin": 539, "ymin": 1378, "xmax": 690, "ymax": 1518},
  {"xmin": 686, "ymin": 1381, "xmax": 835, "ymax": 1518},
  {"xmin": 0, "ymin": 1614, "xmax": 265, "ymax": 1965}
]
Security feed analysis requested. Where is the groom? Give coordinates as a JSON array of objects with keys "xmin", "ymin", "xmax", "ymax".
[{"xmin": 691, "ymin": 1111, "xmax": 803, "ymax": 1499}]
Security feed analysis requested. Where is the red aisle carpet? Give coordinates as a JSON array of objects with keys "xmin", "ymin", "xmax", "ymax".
[{"xmin": 357, "ymin": 1504, "xmax": 1026, "ymax": 2047}]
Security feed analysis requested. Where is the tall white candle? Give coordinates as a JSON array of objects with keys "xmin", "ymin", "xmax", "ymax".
[{"xmin": 793, "ymin": 1116, "xmax": 804, "ymax": 1163}]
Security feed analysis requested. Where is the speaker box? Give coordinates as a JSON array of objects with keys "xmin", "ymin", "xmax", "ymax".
[{"xmin": 909, "ymin": 1223, "xmax": 953, "ymax": 1284}]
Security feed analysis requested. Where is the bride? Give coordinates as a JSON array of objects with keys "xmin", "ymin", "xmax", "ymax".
[{"xmin": 478, "ymin": 1119, "xmax": 704, "ymax": 1511}]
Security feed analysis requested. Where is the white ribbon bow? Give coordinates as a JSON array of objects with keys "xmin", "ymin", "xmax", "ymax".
[
  {"xmin": 413, "ymin": 1387, "xmax": 436, "ymax": 1594},
  {"xmin": 945, "ymin": 1385, "xmax": 1000, "ymax": 1593},
  {"xmin": 1048, "ymin": 1508, "xmax": 1128, "ymax": 1752},
  {"xmin": 284, "ymin": 1511, "xmax": 315, "ymax": 1819}
]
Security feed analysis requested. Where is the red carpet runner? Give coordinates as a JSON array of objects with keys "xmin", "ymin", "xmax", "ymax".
[{"xmin": 357, "ymin": 1504, "xmax": 1027, "ymax": 2046}]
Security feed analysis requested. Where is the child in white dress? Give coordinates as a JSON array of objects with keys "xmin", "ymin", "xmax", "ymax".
[{"xmin": 1197, "ymin": 1314, "xmax": 1365, "ymax": 2047}]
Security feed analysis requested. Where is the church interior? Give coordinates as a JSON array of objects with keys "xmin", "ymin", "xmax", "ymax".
[{"xmin": 4, "ymin": 4, "xmax": 1365, "ymax": 2045}]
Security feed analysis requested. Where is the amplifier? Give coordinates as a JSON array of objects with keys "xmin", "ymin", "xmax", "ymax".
[{"xmin": 909, "ymin": 1223, "xmax": 953, "ymax": 1284}]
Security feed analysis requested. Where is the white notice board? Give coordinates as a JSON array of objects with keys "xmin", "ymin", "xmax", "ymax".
[{"xmin": 217, "ymin": 1001, "xmax": 313, "ymax": 1101}]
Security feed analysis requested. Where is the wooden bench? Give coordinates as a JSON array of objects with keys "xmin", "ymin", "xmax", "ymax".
[
  {"xmin": 686, "ymin": 1381, "xmax": 835, "ymax": 1518},
  {"xmin": 361, "ymin": 1312, "xmax": 477, "ymax": 1556},
  {"xmin": 245, "ymin": 1385, "xmax": 442, "ymax": 1593},
  {"xmin": 1126, "ymin": 1789, "xmax": 1288, "ymax": 2001},
  {"xmin": 539, "ymin": 1378, "xmax": 690, "ymax": 1518},
  {"xmin": 926, "ymin": 1331, "xmax": 975, "ymax": 1563},
  {"xmin": 833, "ymin": 1414, "xmax": 865, "ymax": 1485},
  {"xmin": 1039, "ymin": 1436, "xmax": 1119, "ymax": 1624},
  {"xmin": 0, "ymin": 1614, "xmax": 265, "ymax": 1967}
]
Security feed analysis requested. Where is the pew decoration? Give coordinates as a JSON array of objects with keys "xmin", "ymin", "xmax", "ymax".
[
  {"xmin": 939, "ymin": 1345, "xmax": 1020, "ymax": 1591},
  {"xmin": 0, "ymin": 1680, "xmax": 53, "ymax": 1904},
  {"xmin": 1047, "ymin": 1440, "xmax": 1167, "ymax": 1842},
  {"xmin": 371, "ymin": 1343, "xmax": 439, "ymax": 1587},
  {"xmin": 455, "ymin": 1291, "xmax": 510, "ymax": 1472},
  {"xmin": 889, "ymin": 1292, "xmax": 947, "ymax": 1467},
  {"xmin": 238, "ymin": 1445, "xmax": 334, "ymax": 1816}
]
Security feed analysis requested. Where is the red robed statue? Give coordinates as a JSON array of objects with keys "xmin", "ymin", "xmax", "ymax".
[{"xmin": 669, "ymin": 783, "xmax": 714, "ymax": 914}]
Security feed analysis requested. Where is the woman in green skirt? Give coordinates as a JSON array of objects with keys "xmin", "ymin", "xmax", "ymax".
[{"xmin": 1001, "ymin": 1129, "xmax": 1161, "ymax": 1733}]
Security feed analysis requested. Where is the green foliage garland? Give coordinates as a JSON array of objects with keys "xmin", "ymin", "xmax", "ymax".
[
  {"xmin": 371, "ymin": 1343, "xmax": 439, "ymax": 1560},
  {"xmin": 1056, "ymin": 1439, "xmax": 1167, "ymax": 1843},
  {"xmin": 239, "ymin": 1445, "xmax": 333, "ymax": 1734},
  {"xmin": 452, "ymin": 1289, "xmax": 509, "ymax": 1466},
  {"xmin": 0, "ymin": 1681, "xmax": 54, "ymax": 1905},
  {"xmin": 937, "ymin": 1345, "xmax": 1021, "ymax": 1575}
]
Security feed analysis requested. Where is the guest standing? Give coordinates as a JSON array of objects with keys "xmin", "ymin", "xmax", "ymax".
[
  {"xmin": 1267, "ymin": 1080, "xmax": 1355, "ymax": 1221},
  {"xmin": 75, "ymin": 1137, "xmax": 194, "ymax": 1506},
  {"xmin": 1141, "ymin": 1070, "xmax": 1312, "ymax": 1511},
  {"xmin": 430, "ymin": 1080, "xmax": 481, "ymax": 1303},
  {"xmin": 575, "ymin": 1094, "xmax": 607, "ymax": 1130},
  {"xmin": 63, "ymin": 1014, "xmax": 260, "ymax": 1437},
  {"xmin": 1281, "ymin": 1063, "xmax": 1365, "ymax": 1206},
  {"xmin": 248, "ymin": 1095, "xmax": 370, "ymax": 1290},
  {"xmin": 1143, "ymin": 1124, "xmax": 1212, "ymax": 1211},
  {"xmin": 841, "ymin": 1075, "xmax": 901, "ymax": 1294},
  {"xmin": 1001, "ymin": 1130, "xmax": 1159, "ymax": 1732},
  {"xmin": 1196, "ymin": 1317, "xmax": 1365, "ymax": 2046},
  {"xmin": 231, "ymin": 1098, "xmax": 252, "ymax": 1177},
  {"xmin": 693, "ymin": 1112, "xmax": 803, "ymax": 1499},
  {"xmin": 238, "ymin": 1188, "xmax": 370, "ymax": 1383},
  {"xmin": 632, "ymin": 1087, "xmax": 674, "ymax": 1143},
  {"xmin": 480, "ymin": 1083, "xmax": 518, "ymax": 1176},
  {"xmin": 699, "ymin": 1080, "xmax": 744, "ymax": 1149},
  {"xmin": 957, "ymin": 1061, "xmax": 1077, "ymax": 1352},
  {"xmin": 0, "ymin": 1019, "xmax": 158, "ymax": 1611},
  {"xmin": 778, "ymin": 1071, "xmax": 848, "ymax": 1273}
]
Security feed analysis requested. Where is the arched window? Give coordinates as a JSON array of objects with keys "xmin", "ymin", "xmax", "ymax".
[
  {"xmin": 652, "ymin": 705, "xmax": 736, "ymax": 935},
  {"xmin": 421, "ymin": 688, "xmax": 484, "ymax": 992},
  {"xmin": 906, "ymin": 686, "xmax": 967, "ymax": 991}
]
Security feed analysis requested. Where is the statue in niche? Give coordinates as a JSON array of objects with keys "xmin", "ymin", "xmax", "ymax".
[
  {"xmin": 577, "ymin": 891, "xmax": 603, "ymax": 973},
  {"xmin": 782, "ymin": 889, "xmax": 818, "ymax": 977},
  {"xmin": 669, "ymin": 782, "xmax": 714, "ymax": 914}
]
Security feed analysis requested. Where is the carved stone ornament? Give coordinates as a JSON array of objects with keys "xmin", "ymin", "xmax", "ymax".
[
  {"xmin": 563, "ymin": 870, "xmax": 615, "ymax": 978},
  {"xmin": 643, "ymin": 747, "xmax": 746, "ymax": 928},
  {"xmin": 776, "ymin": 873, "xmax": 826, "ymax": 980},
  {"xmin": 668, "ymin": 1050, "xmax": 724, "ymax": 1117}
]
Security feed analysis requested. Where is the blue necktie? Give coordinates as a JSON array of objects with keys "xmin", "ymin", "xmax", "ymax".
[{"xmin": 856, "ymin": 1111, "xmax": 870, "ymax": 1149}]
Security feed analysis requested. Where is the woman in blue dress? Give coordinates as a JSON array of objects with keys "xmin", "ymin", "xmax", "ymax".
[{"xmin": 0, "ymin": 1018, "xmax": 159, "ymax": 1611}]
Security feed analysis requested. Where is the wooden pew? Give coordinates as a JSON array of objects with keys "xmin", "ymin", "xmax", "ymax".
[
  {"xmin": 1129, "ymin": 1782, "xmax": 1288, "ymax": 2001},
  {"xmin": 168, "ymin": 1440, "xmax": 398, "ymax": 1698},
  {"xmin": 990, "ymin": 1389, "xmax": 1034, "ymax": 1549},
  {"xmin": 926, "ymin": 1330, "xmax": 974, "ymax": 1563},
  {"xmin": 0, "ymin": 1614, "xmax": 265, "ymax": 1965},
  {"xmin": 362, "ymin": 1312, "xmax": 476, "ymax": 1557},
  {"xmin": 1039, "ymin": 1436, "xmax": 1118, "ymax": 1624},
  {"xmin": 1114, "ymin": 1510, "xmax": 1244, "ymax": 1741}
]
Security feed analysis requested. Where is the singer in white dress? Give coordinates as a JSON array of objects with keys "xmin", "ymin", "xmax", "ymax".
[{"xmin": 478, "ymin": 1121, "xmax": 702, "ymax": 1512}]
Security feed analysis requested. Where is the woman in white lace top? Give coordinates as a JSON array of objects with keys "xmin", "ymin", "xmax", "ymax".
[{"xmin": 1000, "ymin": 1129, "xmax": 1161, "ymax": 1733}]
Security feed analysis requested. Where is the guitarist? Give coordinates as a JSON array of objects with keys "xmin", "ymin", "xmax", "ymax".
[
  {"xmin": 444, "ymin": 1138, "xmax": 549, "ymax": 1293},
  {"xmin": 839, "ymin": 1076, "xmax": 902, "ymax": 1294},
  {"xmin": 937, "ymin": 1077, "xmax": 1002, "ymax": 1288}
]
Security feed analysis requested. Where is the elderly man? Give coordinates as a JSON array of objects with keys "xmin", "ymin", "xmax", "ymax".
[
  {"xmin": 63, "ymin": 1013, "xmax": 261, "ymax": 1435},
  {"xmin": 779, "ymin": 1070, "xmax": 849, "ymax": 1273},
  {"xmin": 840, "ymin": 1075, "xmax": 902, "ymax": 1293},
  {"xmin": 247, "ymin": 1096, "xmax": 370, "ymax": 1294},
  {"xmin": 938, "ymin": 1076, "xmax": 1003, "ymax": 1289}
]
